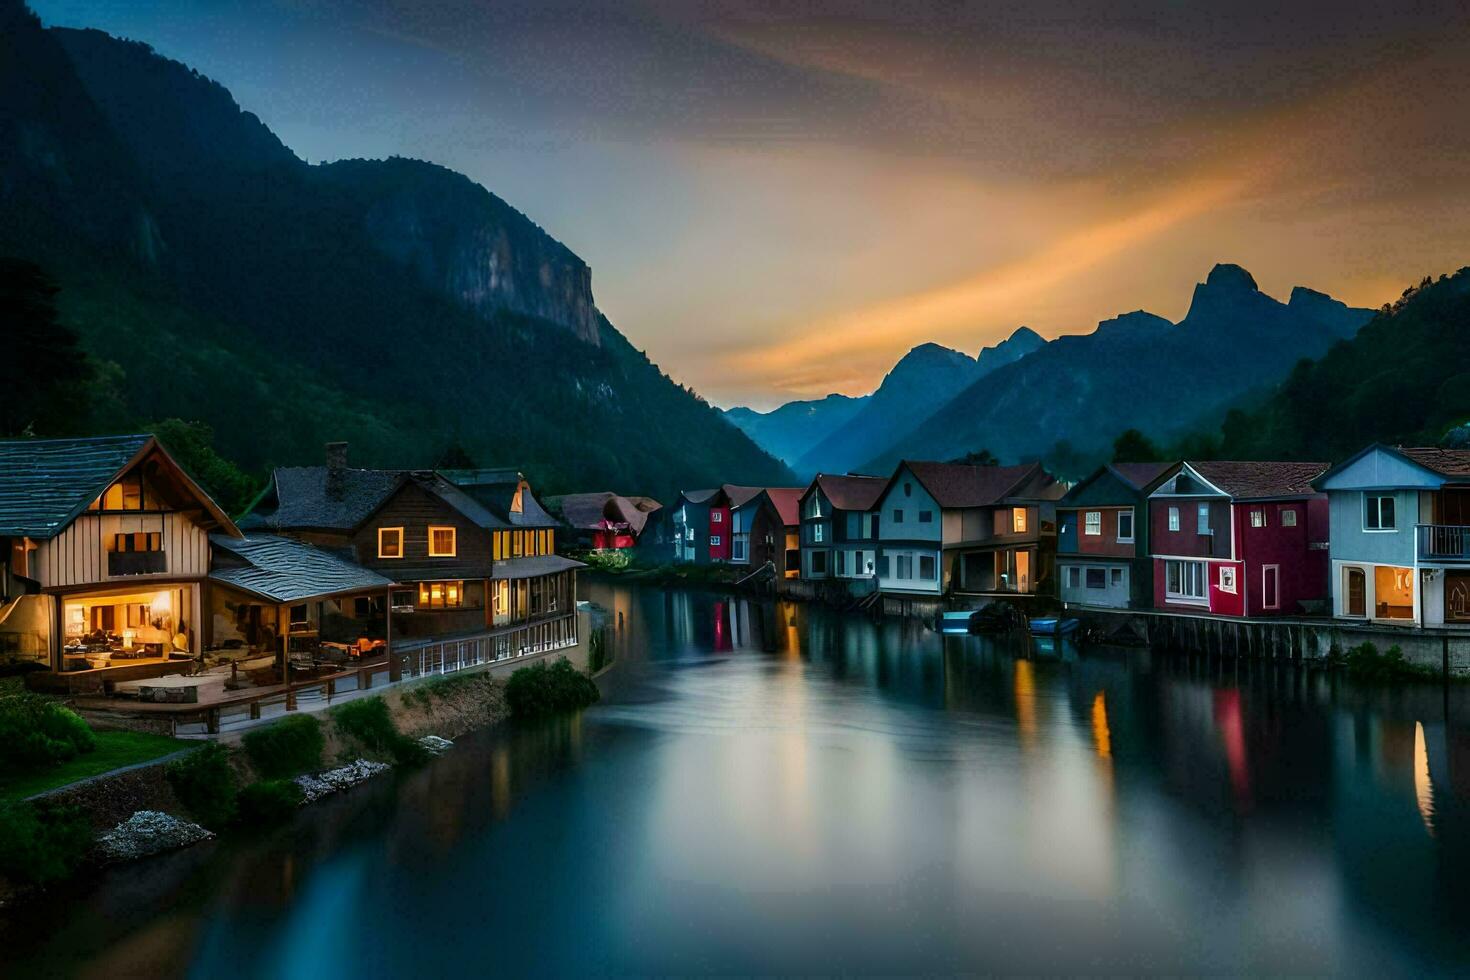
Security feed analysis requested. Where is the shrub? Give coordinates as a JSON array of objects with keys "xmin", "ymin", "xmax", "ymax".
[
  {"xmin": 236, "ymin": 779, "xmax": 305, "ymax": 824},
  {"xmin": 0, "ymin": 800, "xmax": 94, "ymax": 885},
  {"xmin": 504, "ymin": 658, "xmax": 600, "ymax": 719},
  {"xmin": 580, "ymin": 549, "xmax": 631, "ymax": 572},
  {"xmin": 1342, "ymin": 642, "xmax": 1436, "ymax": 682},
  {"xmin": 242, "ymin": 715, "xmax": 323, "ymax": 779},
  {"xmin": 165, "ymin": 743, "xmax": 237, "ymax": 829},
  {"xmin": 332, "ymin": 697, "xmax": 428, "ymax": 767},
  {"xmin": 0, "ymin": 693, "xmax": 96, "ymax": 775}
]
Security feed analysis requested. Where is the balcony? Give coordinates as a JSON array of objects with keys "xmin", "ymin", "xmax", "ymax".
[
  {"xmin": 107, "ymin": 551, "xmax": 167, "ymax": 576},
  {"xmin": 1417, "ymin": 524, "xmax": 1470, "ymax": 562}
]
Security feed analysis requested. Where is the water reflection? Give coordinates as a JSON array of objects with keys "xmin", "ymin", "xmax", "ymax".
[{"xmin": 5, "ymin": 581, "xmax": 1470, "ymax": 974}]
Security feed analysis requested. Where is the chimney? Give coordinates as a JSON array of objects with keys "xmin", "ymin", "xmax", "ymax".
[{"xmin": 325, "ymin": 442, "xmax": 348, "ymax": 498}]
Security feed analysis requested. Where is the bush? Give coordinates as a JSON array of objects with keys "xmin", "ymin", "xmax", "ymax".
[
  {"xmin": 0, "ymin": 694, "xmax": 96, "ymax": 775},
  {"xmin": 1342, "ymin": 642, "xmax": 1436, "ymax": 682},
  {"xmin": 504, "ymin": 658, "xmax": 600, "ymax": 719},
  {"xmin": 332, "ymin": 697, "xmax": 428, "ymax": 767},
  {"xmin": 242, "ymin": 715, "xmax": 323, "ymax": 779},
  {"xmin": 165, "ymin": 743, "xmax": 237, "ymax": 829},
  {"xmin": 0, "ymin": 800, "xmax": 94, "ymax": 885},
  {"xmin": 236, "ymin": 779, "xmax": 304, "ymax": 824},
  {"xmin": 580, "ymin": 549, "xmax": 631, "ymax": 572}
]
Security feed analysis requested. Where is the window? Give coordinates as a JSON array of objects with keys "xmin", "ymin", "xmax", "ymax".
[
  {"xmin": 1110, "ymin": 568, "xmax": 1123, "ymax": 586},
  {"xmin": 1086, "ymin": 567, "xmax": 1106, "ymax": 589},
  {"xmin": 1165, "ymin": 559, "xmax": 1207, "ymax": 601},
  {"xmin": 919, "ymin": 555, "xmax": 936, "ymax": 579},
  {"xmin": 1197, "ymin": 503, "xmax": 1211, "ymax": 534},
  {"xmin": 417, "ymin": 581, "xmax": 464, "ymax": 609},
  {"xmin": 1219, "ymin": 566, "xmax": 1237, "ymax": 594},
  {"xmin": 1168, "ymin": 506, "xmax": 1180, "ymax": 532},
  {"xmin": 1280, "ymin": 507, "xmax": 1298, "ymax": 527},
  {"xmin": 1066, "ymin": 566, "xmax": 1081, "ymax": 589},
  {"xmin": 390, "ymin": 589, "xmax": 415, "ymax": 611},
  {"xmin": 377, "ymin": 527, "xmax": 403, "ymax": 559},
  {"xmin": 1365, "ymin": 493, "xmax": 1396, "ymax": 531},
  {"xmin": 1013, "ymin": 508, "xmax": 1027, "ymax": 533},
  {"xmin": 904, "ymin": 482, "xmax": 913, "ymax": 497},
  {"xmin": 1083, "ymin": 511, "xmax": 1101, "ymax": 536},
  {"xmin": 710, "ymin": 535, "xmax": 721, "ymax": 547},
  {"xmin": 835, "ymin": 550, "xmax": 847, "ymax": 576},
  {"xmin": 1117, "ymin": 509, "xmax": 1135, "ymax": 543},
  {"xmin": 813, "ymin": 523, "xmax": 825, "ymax": 543},
  {"xmin": 878, "ymin": 555, "xmax": 890, "ymax": 578},
  {"xmin": 918, "ymin": 510, "xmax": 933, "ymax": 523},
  {"xmin": 893, "ymin": 509, "xmax": 904, "ymax": 523},
  {"xmin": 113, "ymin": 532, "xmax": 161, "ymax": 553},
  {"xmin": 897, "ymin": 554, "xmax": 913, "ymax": 579},
  {"xmin": 1250, "ymin": 509, "xmax": 1266, "ymax": 528},
  {"xmin": 732, "ymin": 538, "xmax": 747, "ymax": 561},
  {"xmin": 97, "ymin": 472, "xmax": 148, "ymax": 511},
  {"xmin": 711, "ymin": 511, "xmax": 723, "ymax": 523},
  {"xmin": 428, "ymin": 526, "xmax": 457, "ymax": 557},
  {"xmin": 810, "ymin": 551, "xmax": 828, "ymax": 574}
]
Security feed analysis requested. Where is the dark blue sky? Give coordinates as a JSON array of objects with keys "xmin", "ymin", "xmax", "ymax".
[{"xmin": 32, "ymin": 1, "xmax": 1470, "ymax": 408}]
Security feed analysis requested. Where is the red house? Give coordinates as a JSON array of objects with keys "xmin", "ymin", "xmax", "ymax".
[{"xmin": 1148, "ymin": 461, "xmax": 1330, "ymax": 617}]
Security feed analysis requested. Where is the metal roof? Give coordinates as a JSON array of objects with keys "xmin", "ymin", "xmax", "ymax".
[
  {"xmin": 493, "ymin": 554, "xmax": 585, "ymax": 580},
  {"xmin": 209, "ymin": 533, "xmax": 395, "ymax": 603}
]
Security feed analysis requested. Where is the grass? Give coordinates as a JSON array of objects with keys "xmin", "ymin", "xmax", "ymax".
[{"xmin": 0, "ymin": 729, "xmax": 191, "ymax": 805}]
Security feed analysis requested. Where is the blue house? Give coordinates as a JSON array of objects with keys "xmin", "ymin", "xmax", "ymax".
[{"xmin": 1315, "ymin": 445, "xmax": 1470, "ymax": 628}]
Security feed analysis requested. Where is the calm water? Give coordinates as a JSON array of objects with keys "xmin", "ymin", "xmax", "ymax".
[{"xmin": 7, "ymin": 580, "xmax": 1470, "ymax": 976}]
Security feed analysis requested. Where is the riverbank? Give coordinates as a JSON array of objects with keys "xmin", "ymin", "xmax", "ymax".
[{"xmin": 0, "ymin": 663, "xmax": 526, "ymax": 909}]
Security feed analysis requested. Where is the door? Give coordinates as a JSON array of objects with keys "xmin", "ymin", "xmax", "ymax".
[
  {"xmin": 1345, "ymin": 567, "xmax": 1366, "ymax": 617},
  {"xmin": 1015, "ymin": 550, "xmax": 1031, "ymax": 593},
  {"xmin": 1263, "ymin": 565, "xmax": 1280, "ymax": 610}
]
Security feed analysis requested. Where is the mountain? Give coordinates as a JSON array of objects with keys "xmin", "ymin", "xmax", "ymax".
[
  {"xmin": 794, "ymin": 329, "xmax": 1047, "ymax": 476},
  {"xmin": 1213, "ymin": 269, "xmax": 1470, "ymax": 460},
  {"xmin": 0, "ymin": 2, "xmax": 791, "ymax": 501},
  {"xmin": 722, "ymin": 393, "xmax": 867, "ymax": 466},
  {"xmin": 858, "ymin": 264, "xmax": 1374, "ymax": 473}
]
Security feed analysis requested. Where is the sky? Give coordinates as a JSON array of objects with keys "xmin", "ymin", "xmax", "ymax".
[{"xmin": 31, "ymin": 0, "xmax": 1470, "ymax": 410}]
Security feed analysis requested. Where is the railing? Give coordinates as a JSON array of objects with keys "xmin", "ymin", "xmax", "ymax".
[
  {"xmin": 107, "ymin": 551, "xmax": 167, "ymax": 576},
  {"xmin": 1418, "ymin": 524, "xmax": 1470, "ymax": 561}
]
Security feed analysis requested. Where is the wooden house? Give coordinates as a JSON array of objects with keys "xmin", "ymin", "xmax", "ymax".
[
  {"xmin": 744, "ymin": 488, "xmax": 805, "ymax": 577},
  {"xmin": 1148, "ymin": 461, "xmax": 1329, "ymax": 617},
  {"xmin": 0, "ymin": 435, "xmax": 237, "ymax": 683},
  {"xmin": 547, "ymin": 492, "xmax": 662, "ymax": 550},
  {"xmin": 1314, "ymin": 445, "xmax": 1470, "ymax": 628},
  {"xmin": 872, "ymin": 461, "xmax": 1063, "ymax": 596},
  {"xmin": 1057, "ymin": 462, "xmax": 1180, "ymax": 609},
  {"xmin": 798, "ymin": 474, "xmax": 886, "ymax": 588},
  {"xmin": 663, "ymin": 489, "xmax": 719, "ymax": 564},
  {"xmin": 243, "ymin": 446, "xmax": 582, "ymax": 661}
]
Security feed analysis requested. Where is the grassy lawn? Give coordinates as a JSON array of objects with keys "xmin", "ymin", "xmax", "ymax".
[{"xmin": 0, "ymin": 730, "xmax": 194, "ymax": 805}]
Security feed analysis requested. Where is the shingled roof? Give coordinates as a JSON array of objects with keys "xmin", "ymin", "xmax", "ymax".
[
  {"xmin": 440, "ymin": 469, "xmax": 559, "ymax": 528},
  {"xmin": 1396, "ymin": 447, "xmax": 1470, "ymax": 479},
  {"xmin": 241, "ymin": 466, "xmax": 401, "ymax": 533},
  {"xmin": 806, "ymin": 474, "xmax": 887, "ymax": 512},
  {"xmin": 898, "ymin": 461, "xmax": 1048, "ymax": 508},
  {"xmin": 0, "ymin": 434, "xmax": 238, "ymax": 539},
  {"xmin": 1189, "ymin": 460, "xmax": 1329, "ymax": 499},
  {"xmin": 209, "ymin": 533, "xmax": 394, "ymax": 603}
]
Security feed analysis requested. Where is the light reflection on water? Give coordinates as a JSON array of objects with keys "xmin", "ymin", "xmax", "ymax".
[{"xmin": 5, "ymin": 580, "xmax": 1470, "ymax": 976}]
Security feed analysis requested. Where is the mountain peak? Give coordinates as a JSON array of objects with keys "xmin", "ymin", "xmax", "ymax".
[
  {"xmin": 1205, "ymin": 263, "xmax": 1259, "ymax": 291},
  {"xmin": 976, "ymin": 326, "xmax": 1046, "ymax": 375}
]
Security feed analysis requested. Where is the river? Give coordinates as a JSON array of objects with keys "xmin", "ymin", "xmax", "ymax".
[{"xmin": 6, "ymin": 579, "xmax": 1470, "ymax": 976}]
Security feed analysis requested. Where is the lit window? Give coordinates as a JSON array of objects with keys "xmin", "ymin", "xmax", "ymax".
[
  {"xmin": 378, "ymin": 527, "xmax": 403, "ymax": 559},
  {"xmin": 1281, "ymin": 507, "xmax": 1298, "ymax": 527},
  {"xmin": 1013, "ymin": 508, "xmax": 1027, "ymax": 533},
  {"xmin": 712, "ymin": 511, "xmax": 723, "ymax": 523},
  {"xmin": 813, "ymin": 524, "xmax": 825, "ymax": 543},
  {"xmin": 710, "ymin": 535, "xmax": 721, "ymax": 546},
  {"xmin": 1365, "ymin": 494, "xmax": 1396, "ymax": 531},
  {"xmin": 428, "ymin": 526, "xmax": 457, "ymax": 557},
  {"xmin": 417, "ymin": 581, "xmax": 464, "ymax": 608},
  {"xmin": 1219, "ymin": 566, "xmax": 1237, "ymax": 594},
  {"xmin": 1168, "ymin": 506, "xmax": 1180, "ymax": 531},
  {"xmin": 1084, "ymin": 511, "xmax": 1102, "ymax": 536},
  {"xmin": 1117, "ymin": 509, "xmax": 1135, "ymax": 542},
  {"xmin": 1250, "ymin": 509, "xmax": 1266, "ymax": 528}
]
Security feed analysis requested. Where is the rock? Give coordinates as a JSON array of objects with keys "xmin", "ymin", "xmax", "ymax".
[
  {"xmin": 418, "ymin": 735, "xmax": 454, "ymax": 755},
  {"xmin": 95, "ymin": 811, "xmax": 213, "ymax": 863},
  {"xmin": 293, "ymin": 760, "xmax": 392, "ymax": 803}
]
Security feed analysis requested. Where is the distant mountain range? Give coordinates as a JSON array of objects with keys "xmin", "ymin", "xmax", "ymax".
[
  {"xmin": 728, "ymin": 265, "xmax": 1374, "ymax": 477},
  {"xmin": 0, "ymin": 1, "xmax": 791, "ymax": 501},
  {"xmin": 724, "ymin": 327, "xmax": 1045, "ymax": 472}
]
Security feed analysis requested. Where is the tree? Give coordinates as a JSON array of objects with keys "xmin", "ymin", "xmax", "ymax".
[
  {"xmin": 0, "ymin": 259, "xmax": 92, "ymax": 436},
  {"xmin": 1112, "ymin": 429, "xmax": 1160, "ymax": 464},
  {"xmin": 948, "ymin": 449, "xmax": 998, "ymax": 466},
  {"xmin": 149, "ymin": 419, "xmax": 261, "ymax": 517}
]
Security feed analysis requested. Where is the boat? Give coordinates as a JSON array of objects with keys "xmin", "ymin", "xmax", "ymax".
[
  {"xmin": 939, "ymin": 610, "xmax": 978, "ymax": 634},
  {"xmin": 1028, "ymin": 617, "xmax": 1079, "ymax": 637}
]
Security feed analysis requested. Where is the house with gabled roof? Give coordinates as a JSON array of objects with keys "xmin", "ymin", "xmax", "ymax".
[
  {"xmin": 1149, "ymin": 461, "xmax": 1330, "ymax": 617},
  {"xmin": 658, "ymin": 488, "xmax": 719, "ymax": 564},
  {"xmin": 872, "ymin": 461, "xmax": 1064, "ymax": 596},
  {"xmin": 799, "ymin": 474, "xmax": 886, "ymax": 588},
  {"xmin": 0, "ymin": 434, "xmax": 239, "ymax": 679},
  {"xmin": 730, "ymin": 487, "xmax": 805, "ymax": 577},
  {"xmin": 1057, "ymin": 462, "xmax": 1180, "ymax": 609},
  {"xmin": 1314, "ymin": 444, "xmax": 1470, "ymax": 628}
]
